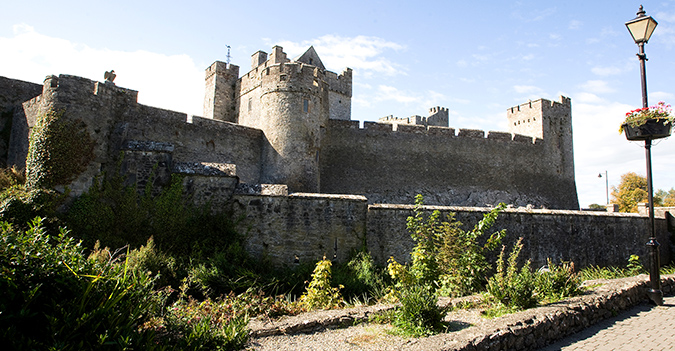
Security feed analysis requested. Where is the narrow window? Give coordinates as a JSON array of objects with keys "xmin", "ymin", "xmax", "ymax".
[
  {"xmin": 303, "ymin": 99, "xmax": 309, "ymax": 113},
  {"xmin": 248, "ymin": 97, "xmax": 252, "ymax": 112}
]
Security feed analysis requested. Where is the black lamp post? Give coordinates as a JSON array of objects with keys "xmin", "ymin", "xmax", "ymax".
[{"xmin": 625, "ymin": 5, "xmax": 663, "ymax": 306}]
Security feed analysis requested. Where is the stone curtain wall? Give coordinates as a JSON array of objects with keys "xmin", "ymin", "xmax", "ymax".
[
  {"xmin": 366, "ymin": 204, "xmax": 672, "ymax": 268},
  {"xmin": 232, "ymin": 194, "xmax": 671, "ymax": 267},
  {"xmin": 0, "ymin": 76, "xmax": 42, "ymax": 166},
  {"xmin": 232, "ymin": 193, "xmax": 368, "ymax": 265},
  {"xmin": 319, "ymin": 119, "xmax": 579, "ymax": 209}
]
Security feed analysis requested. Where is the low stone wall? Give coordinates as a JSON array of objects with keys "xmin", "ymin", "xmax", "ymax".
[
  {"xmin": 232, "ymin": 193, "xmax": 368, "ymax": 265},
  {"xmin": 233, "ymin": 194, "xmax": 672, "ymax": 269},
  {"xmin": 367, "ymin": 204, "xmax": 672, "ymax": 269}
]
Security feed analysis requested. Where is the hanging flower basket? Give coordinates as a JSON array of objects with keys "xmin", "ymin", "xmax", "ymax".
[
  {"xmin": 622, "ymin": 119, "xmax": 672, "ymax": 140},
  {"xmin": 620, "ymin": 102, "xmax": 674, "ymax": 141}
]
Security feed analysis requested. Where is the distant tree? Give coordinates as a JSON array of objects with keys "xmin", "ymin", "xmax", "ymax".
[
  {"xmin": 588, "ymin": 204, "xmax": 606, "ymax": 210},
  {"xmin": 611, "ymin": 172, "xmax": 655, "ymax": 212},
  {"xmin": 656, "ymin": 188, "xmax": 675, "ymax": 207}
]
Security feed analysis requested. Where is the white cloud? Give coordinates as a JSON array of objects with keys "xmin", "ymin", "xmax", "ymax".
[
  {"xmin": 0, "ymin": 24, "xmax": 203, "ymax": 116},
  {"xmin": 650, "ymin": 91, "xmax": 675, "ymax": 101},
  {"xmin": 370, "ymin": 85, "xmax": 449, "ymax": 113},
  {"xmin": 513, "ymin": 85, "xmax": 543, "ymax": 94},
  {"xmin": 579, "ymin": 80, "xmax": 615, "ymax": 94},
  {"xmin": 271, "ymin": 35, "xmax": 406, "ymax": 76},
  {"xmin": 569, "ymin": 20, "xmax": 582, "ymax": 30},
  {"xmin": 572, "ymin": 99, "xmax": 675, "ymax": 207}
]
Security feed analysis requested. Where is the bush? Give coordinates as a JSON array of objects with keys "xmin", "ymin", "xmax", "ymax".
[
  {"xmin": 0, "ymin": 185, "xmax": 62, "ymax": 228},
  {"xmin": 333, "ymin": 251, "xmax": 388, "ymax": 301},
  {"xmin": 0, "ymin": 166, "xmax": 25, "ymax": 190},
  {"xmin": 486, "ymin": 237, "xmax": 537, "ymax": 310},
  {"xmin": 534, "ymin": 259, "xmax": 581, "ymax": 302},
  {"xmin": 393, "ymin": 285, "xmax": 445, "ymax": 337},
  {"xmin": 299, "ymin": 256, "xmax": 344, "ymax": 310},
  {"xmin": 0, "ymin": 218, "xmax": 161, "ymax": 350},
  {"xmin": 153, "ymin": 297, "xmax": 250, "ymax": 350}
]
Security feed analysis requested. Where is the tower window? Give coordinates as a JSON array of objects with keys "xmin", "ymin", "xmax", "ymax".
[
  {"xmin": 248, "ymin": 97, "xmax": 252, "ymax": 112},
  {"xmin": 303, "ymin": 99, "xmax": 309, "ymax": 113}
]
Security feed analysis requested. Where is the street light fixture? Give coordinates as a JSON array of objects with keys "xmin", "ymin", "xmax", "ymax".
[{"xmin": 625, "ymin": 5, "xmax": 663, "ymax": 306}]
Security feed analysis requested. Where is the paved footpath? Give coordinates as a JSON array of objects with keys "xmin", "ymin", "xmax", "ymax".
[{"xmin": 539, "ymin": 295, "xmax": 675, "ymax": 351}]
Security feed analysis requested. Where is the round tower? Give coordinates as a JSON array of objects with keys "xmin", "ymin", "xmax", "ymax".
[{"xmin": 257, "ymin": 62, "xmax": 329, "ymax": 192}]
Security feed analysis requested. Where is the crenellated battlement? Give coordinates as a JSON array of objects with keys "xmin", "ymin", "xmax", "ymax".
[{"xmin": 327, "ymin": 119, "xmax": 541, "ymax": 144}]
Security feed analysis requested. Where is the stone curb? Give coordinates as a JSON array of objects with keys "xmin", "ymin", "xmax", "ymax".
[
  {"xmin": 248, "ymin": 304, "xmax": 396, "ymax": 337},
  {"xmin": 248, "ymin": 274, "xmax": 675, "ymax": 350}
]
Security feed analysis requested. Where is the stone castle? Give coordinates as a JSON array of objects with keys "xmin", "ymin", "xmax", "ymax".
[
  {"xmin": 1, "ymin": 45, "xmax": 673, "ymax": 270},
  {"xmin": 0, "ymin": 45, "xmax": 578, "ymax": 209}
]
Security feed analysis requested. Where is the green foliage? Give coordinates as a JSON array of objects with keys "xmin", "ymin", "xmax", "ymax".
[
  {"xmin": 332, "ymin": 251, "xmax": 388, "ymax": 302},
  {"xmin": 534, "ymin": 259, "xmax": 582, "ymax": 303},
  {"xmin": 588, "ymin": 203, "xmax": 606, "ymax": 210},
  {"xmin": 0, "ymin": 218, "xmax": 161, "ymax": 350},
  {"xmin": 63, "ymin": 171, "xmax": 255, "ymax": 297},
  {"xmin": 486, "ymin": 238, "xmax": 537, "ymax": 310},
  {"xmin": 25, "ymin": 109, "xmax": 95, "ymax": 189},
  {"xmin": 299, "ymin": 256, "xmax": 344, "ymax": 310},
  {"xmin": 579, "ymin": 254, "xmax": 647, "ymax": 281},
  {"xmin": 392, "ymin": 285, "xmax": 445, "ymax": 337},
  {"xmin": 0, "ymin": 185, "xmax": 62, "ymax": 228},
  {"xmin": 0, "ymin": 166, "xmax": 25, "ymax": 190},
  {"xmin": 153, "ymin": 297, "xmax": 250, "ymax": 350},
  {"xmin": 437, "ymin": 203, "xmax": 507, "ymax": 297},
  {"xmin": 610, "ymin": 172, "xmax": 650, "ymax": 213},
  {"xmin": 656, "ymin": 188, "xmax": 675, "ymax": 207},
  {"xmin": 385, "ymin": 195, "xmax": 507, "ymax": 336}
]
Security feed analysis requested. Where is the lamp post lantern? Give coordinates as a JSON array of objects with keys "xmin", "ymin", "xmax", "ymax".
[{"xmin": 625, "ymin": 5, "xmax": 663, "ymax": 306}]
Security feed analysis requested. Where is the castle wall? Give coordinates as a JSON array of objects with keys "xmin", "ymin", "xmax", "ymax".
[
  {"xmin": 232, "ymin": 192, "xmax": 671, "ymax": 268},
  {"xmin": 232, "ymin": 193, "xmax": 368, "ymax": 265},
  {"xmin": 14, "ymin": 75, "xmax": 263, "ymax": 197},
  {"xmin": 319, "ymin": 119, "xmax": 579, "ymax": 209},
  {"xmin": 0, "ymin": 76, "xmax": 44, "ymax": 167},
  {"xmin": 365, "ymin": 204, "xmax": 672, "ymax": 268}
]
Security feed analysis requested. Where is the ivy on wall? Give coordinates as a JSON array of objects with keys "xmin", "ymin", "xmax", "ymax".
[{"xmin": 25, "ymin": 109, "xmax": 95, "ymax": 189}]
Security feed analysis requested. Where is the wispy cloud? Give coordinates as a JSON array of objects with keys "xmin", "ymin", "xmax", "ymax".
[
  {"xmin": 368, "ymin": 85, "xmax": 448, "ymax": 113},
  {"xmin": 513, "ymin": 85, "xmax": 543, "ymax": 94},
  {"xmin": 569, "ymin": 20, "xmax": 582, "ymax": 30},
  {"xmin": 271, "ymin": 35, "xmax": 406, "ymax": 76},
  {"xmin": 0, "ymin": 24, "xmax": 203, "ymax": 116},
  {"xmin": 579, "ymin": 80, "xmax": 615, "ymax": 94}
]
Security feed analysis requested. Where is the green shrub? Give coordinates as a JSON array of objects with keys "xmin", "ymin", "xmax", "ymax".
[
  {"xmin": 534, "ymin": 259, "xmax": 581, "ymax": 302},
  {"xmin": 333, "ymin": 251, "xmax": 388, "ymax": 301},
  {"xmin": 154, "ymin": 297, "xmax": 249, "ymax": 350},
  {"xmin": 0, "ymin": 218, "xmax": 161, "ymax": 350},
  {"xmin": 0, "ymin": 185, "xmax": 62, "ymax": 228},
  {"xmin": 436, "ymin": 203, "xmax": 507, "ymax": 297},
  {"xmin": 393, "ymin": 285, "xmax": 445, "ymax": 337},
  {"xmin": 487, "ymin": 237, "xmax": 537, "ymax": 310},
  {"xmin": 0, "ymin": 166, "xmax": 25, "ymax": 190},
  {"xmin": 299, "ymin": 256, "xmax": 344, "ymax": 310}
]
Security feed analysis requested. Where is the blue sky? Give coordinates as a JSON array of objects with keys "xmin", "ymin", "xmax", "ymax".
[{"xmin": 2, "ymin": 0, "xmax": 674, "ymax": 208}]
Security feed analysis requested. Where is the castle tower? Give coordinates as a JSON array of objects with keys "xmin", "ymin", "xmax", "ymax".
[
  {"xmin": 507, "ymin": 96, "xmax": 576, "ymax": 184},
  {"xmin": 203, "ymin": 61, "xmax": 239, "ymax": 122}
]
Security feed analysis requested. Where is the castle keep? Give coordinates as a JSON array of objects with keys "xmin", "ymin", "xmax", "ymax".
[{"xmin": 5, "ymin": 45, "xmax": 666, "ymax": 269}]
